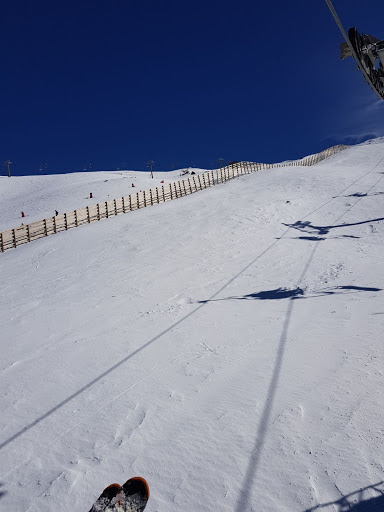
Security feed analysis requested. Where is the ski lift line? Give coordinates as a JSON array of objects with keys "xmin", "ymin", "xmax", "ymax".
[
  {"xmin": 324, "ymin": 0, "xmax": 383, "ymax": 100},
  {"xmin": 324, "ymin": 0, "xmax": 350, "ymax": 44}
]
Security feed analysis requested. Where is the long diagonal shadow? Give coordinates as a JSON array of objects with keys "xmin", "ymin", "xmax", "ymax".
[
  {"xmin": 0, "ymin": 236, "xmax": 285, "ymax": 452},
  {"xmin": 234, "ymin": 243, "xmax": 321, "ymax": 512},
  {"xmin": 235, "ymin": 297, "xmax": 295, "ymax": 512}
]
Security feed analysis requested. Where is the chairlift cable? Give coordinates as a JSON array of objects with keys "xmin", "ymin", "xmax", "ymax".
[{"xmin": 324, "ymin": 0, "xmax": 383, "ymax": 100}]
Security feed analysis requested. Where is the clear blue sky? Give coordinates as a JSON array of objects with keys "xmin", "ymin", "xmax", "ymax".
[{"xmin": 2, "ymin": 0, "xmax": 384, "ymax": 175}]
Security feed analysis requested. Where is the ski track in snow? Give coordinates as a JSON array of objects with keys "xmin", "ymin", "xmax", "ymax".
[{"xmin": 0, "ymin": 142, "xmax": 384, "ymax": 511}]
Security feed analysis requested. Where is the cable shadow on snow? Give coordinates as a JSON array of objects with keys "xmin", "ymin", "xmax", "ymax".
[
  {"xmin": 234, "ymin": 295, "xmax": 295, "ymax": 512},
  {"xmin": 233, "ymin": 281, "xmax": 381, "ymax": 512},
  {"xmin": 0, "ymin": 234, "xmax": 289, "ymax": 452},
  {"xmin": 235, "ymin": 158, "xmax": 384, "ymax": 510},
  {"xmin": 197, "ymin": 285, "xmax": 382, "ymax": 304},
  {"xmin": 303, "ymin": 481, "xmax": 384, "ymax": 512},
  {"xmin": 282, "ymin": 217, "xmax": 384, "ymax": 236}
]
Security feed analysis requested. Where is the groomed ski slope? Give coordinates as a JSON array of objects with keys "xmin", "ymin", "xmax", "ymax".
[{"xmin": 0, "ymin": 141, "xmax": 384, "ymax": 511}]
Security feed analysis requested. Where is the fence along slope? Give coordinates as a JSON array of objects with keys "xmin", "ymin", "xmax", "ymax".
[{"xmin": 0, "ymin": 144, "xmax": 348, "ymax": 253}]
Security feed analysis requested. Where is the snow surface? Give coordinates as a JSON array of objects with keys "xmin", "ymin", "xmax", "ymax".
[
  {"xmin": 0, "ymin": 169, "xmax": 207, "ymax": 232},
  {"xmin": 0, "ymin": 142, "xmax": 384, "ymax": 511}
]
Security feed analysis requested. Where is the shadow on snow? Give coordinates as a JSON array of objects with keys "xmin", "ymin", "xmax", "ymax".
[
  {"xmin": 337, "ymin": 191, "xmax": 384, "ymax": 198},
  {"xmin": 234, "ymin": 282, "xmax": 381, "ymax": 511},
  {"xmin": 282, "ymin": 217, "xmax": 384, "ymax": 236},
  {"xmin": 304, "ymin": 481, "xmax": 384, "ymax": 511},
  {"xmin": 285, "ymin": 235, "xmax": 361, "ymax": 241},
  {"xmin": 198, "ymin": 285, "xmax": 382, "ymax": 303},
  {"xmin": 0, "ymin": 231, "xmax": 287, "ymax": 451},
  {"xmin": 0, "ymin": 483, "xmax": 6, "ymax": 500},
  {"xmin": 1, "ymin": 171, "xmax": 382, "ymax": 512}
]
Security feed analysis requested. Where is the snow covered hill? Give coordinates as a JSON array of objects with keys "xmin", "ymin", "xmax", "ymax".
[
  {"xmin": 0, "ymin": 169, "xmax": 202, "ymax": 232},
  {"xmin": 0, "ymin": 141, "xmax": 383, "ymax": 511}
]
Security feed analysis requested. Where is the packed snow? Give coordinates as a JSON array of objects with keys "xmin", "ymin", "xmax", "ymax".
[{"xmin": 0, "ymin": 141, "xmax": 383, "ymax": 511}]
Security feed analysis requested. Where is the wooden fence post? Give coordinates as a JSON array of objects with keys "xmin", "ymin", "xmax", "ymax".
[
  {"xmin": 169, "ymin": 183, "xmax": 173, "ymax": 200},
  {"xmin": 87, "ymin": 206, "xmax": 91, "ymax": 223},
  {"xmin": 156, "ymin": 187, "xmax": 160, "ymax": 203},
  {"xmin": 162, "ymin": 185, "xmax": 166, "ymax": 201},
  {"xmin": 97, "ymin": 204, "xmax": 100, "ymax": 220},
  {"xmin": 44, "ymin": 219, "xmax": 48, "ymax": 235},
  {"xmin": 122, "ymin": 196, "xmax": 126, "ymax": 213},
  {"xmin": 105, "ymin": 202, "xmax": 109, "ymax": 218},
  {"xmin": 114, "ymin": 199, "xmax": 118, "ymax": 215},
  {"xmin": 74, "ymin": 210, "xmax": 78, "ymax": 226},
  {"xmin": 150, "ymin": 189, "xmax": 153, "ymax": 205},
  {"xmin": 64, "ymin": 213, "xmax": 68, "ymax": 230},
  {"xmin": 137, "ymin": 192, "xmax": 140, "ymax": 208},
  {"xmin": 129, "ymin": 195, "xmax": 132, "ymax": 211},
  {"xmin": 0, "ymin": 233, "xmax": 4, "ymax": 252}
]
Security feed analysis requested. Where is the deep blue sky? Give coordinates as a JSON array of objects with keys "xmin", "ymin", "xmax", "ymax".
[{"xmin": 2, "ymin": 0, "xmax": 384, "ymax": 175}]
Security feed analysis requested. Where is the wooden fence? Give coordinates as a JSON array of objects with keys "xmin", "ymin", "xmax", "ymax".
[{"xmin": 0, "ymin": 144, "xmax": 348, "ymax": 253}]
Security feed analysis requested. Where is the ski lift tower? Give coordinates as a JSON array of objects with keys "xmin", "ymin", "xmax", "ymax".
[{"xmin": 4, "ymin": 160, "xmax": 12, "ymax": 177}]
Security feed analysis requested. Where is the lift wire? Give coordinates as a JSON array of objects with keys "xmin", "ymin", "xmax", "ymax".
[{"xmin": 324, "ymin": 0, "xmax": 382, "ymax": 100}]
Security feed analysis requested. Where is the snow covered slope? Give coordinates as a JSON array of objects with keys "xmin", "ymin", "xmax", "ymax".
[
  {"xmin": 0, "ymin": 142, "xmax": 383, "ymax": 511},
  {"xmin": 0, "ymin": 169, "xmax": 205, "ymax": 232}
]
